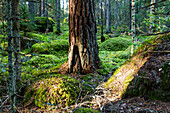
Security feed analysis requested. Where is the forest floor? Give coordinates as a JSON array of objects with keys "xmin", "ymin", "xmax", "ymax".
[{"xmin": 0, "ymin": 26, "xmax": 170, "ymax": 112}]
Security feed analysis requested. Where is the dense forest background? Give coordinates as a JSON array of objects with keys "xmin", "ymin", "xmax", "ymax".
[{"xmin": 0, "ymin": 0, "xmax": 169, "ymax": 112}]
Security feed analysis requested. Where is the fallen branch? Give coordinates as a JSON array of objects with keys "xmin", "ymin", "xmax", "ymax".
[
  {"xmin": 140, "ymin": 30, "xmax": 170, "ymax": 36},
  {"xmin": 0, "ymin": 95, "xmax": 9, "ymax": 108}
]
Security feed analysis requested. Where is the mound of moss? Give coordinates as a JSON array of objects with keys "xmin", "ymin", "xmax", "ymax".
[
  {"xmin": 24, "ymin": 74, "xmax": 80, "ymax": 108},
  {"xmin": 105, "ymin": 33, "xmax": 170, "ymax": 101},
  {"xmin": 30, "ymin": 39, "xmax": 69, "ymax": 55},
  {"xmin": 74, "ymin": 108, "xmax": 99, "ymax": 113},
  {"xmin": 23, "ymin": 54, "xmax": 66, "ymax": 69},
  {"xmin": 99, "ymin": 37, "xmax": 131, "ymax": 51},
  {"xmin": 20, "ymin": 17, "xmax": 54, "ymax": 32}
]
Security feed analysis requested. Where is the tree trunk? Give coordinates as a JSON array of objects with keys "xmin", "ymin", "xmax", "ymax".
[
  {"xmin": 149, "ymin": 0, "xmax": 155, "ymax": 34},
  {"xmin": 46, "ymin": 0, "xmax": 49, "ymax": 31},
  {"xmin": 7, "ymin": 0, "xmax": 15, "ymax": 112},
  {"xmin": 101, "ymin": 0, "xmax": 105, "ymax": 42},
  {"xmin": 12, "ymin": 0, "xmax": 21, "ymax": 96},
  {"xmin": 61, "ymin": 0, "xmax": 100, "ymax": 74},
  {"xmin": 56, "ymin": 0, "xmax": 60, "ymax": 32},
  {"xmin": 43, "ymin": 0, "xmax": 45, "ymax": 16},
  {"xmin": 129, "ymin": 0, "xmax": 132, "ymax": 31},
  {"xmin": 39, "ymin": 0, "xmax": 42, "ymax": 16},
  {"xmin": 131, "ymin": 0, "xmax": 135, "ymax": 56},
  {"xmin": 105, "ymin": 0, "xmax": 111, "ymax": 33}
]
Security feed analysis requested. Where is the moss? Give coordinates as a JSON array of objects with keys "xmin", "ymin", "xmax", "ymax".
[
  {"xmin": 57, "ymin": 31, "xmax": 69, "ymax": 40},
  {"xmin": 99, "ymin": 37, "xmax": 132, "ymax": 51},
  {"xmin": 74, "ymin": 108, "xmax": 99, "ymax": 113},
  {"xmin": 24, "ymin": 74, "xmax": 80, "ymax": 108},
  {"xmin": 30, "ymin": 39, "xmax": 69, "ymax": 55},
  {"xmin": 20, "ymin": 17, "xmax": 54, "ymax": 32},
  {"xmin": 109, "ymin": 33, "xmax": 170, "ymax": 101}
]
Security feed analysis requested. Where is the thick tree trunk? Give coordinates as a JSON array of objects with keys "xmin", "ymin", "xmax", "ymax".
[
  {"xmin": 105, "ymin": 0, "xmax": 111, "ymax": 33},
  {"xmin": 62, "ymin": 0, "xmax": 100, "ymax": 74}
]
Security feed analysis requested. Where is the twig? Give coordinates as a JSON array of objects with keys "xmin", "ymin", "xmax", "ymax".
[
  {"xmin": 149, "ymin": 51, "xmax": 170, "ymax": 53},
  {"xmin": 0, "ymin": 95, "xmax": 9, "ymax": 108}
]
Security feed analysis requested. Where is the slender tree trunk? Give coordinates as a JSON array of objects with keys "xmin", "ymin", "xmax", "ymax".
[
  {"xmin": 12, "ymin": 0, "xmax": 21, "ymax": 95},
  {"xmin": 43, "ymin": 0, "xmax": 45, "ymax": 16},
  {"xmin": 46, "ymin": 0, "xmax": 49, "ymax": 31},
  {"xmin": 101, "ymin": 0, "xmax": 105, "ymax": 42},
  {"xmin": 149, "ymin": 0, "xmax": 155, "ymax": 34},
  {"xmin": 131, "ymin": 0, "xmax": 135, "ymax": 56},
  {"xmin": 129, "ymin": 0, "xmax": 132, "ymax": 31},
  {"xmin": 39, "ymin": 0, "xmax": 42, "ymax": 16},
  {"xmin": 29, "ymin": 1, "xmax": 34, "ymax": 20},
  {"xmin": 7, "ymin": 0, "xmax": 15, "ymax": 112},
  {"xmin": 56, "ymin": 0, "xmax": 60, "ymax": 32},
  {"xmin": 105, "ymin": 0, "xmax": 111, "ymax": 33},
  {"xmin": 61, "ymin": 0, "xmax": 100, "ymax": 74},
  {"xmin": 63, "ymin": 0, "xmax": 64, "ymax": 20}
]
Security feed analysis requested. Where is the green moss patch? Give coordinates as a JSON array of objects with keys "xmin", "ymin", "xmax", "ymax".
[
  {"xmin": 74, "ymin": 108, "xmax": 99, "ymax": 113},
  {"xmin": 99, "ymin": 37, "xmax": 132, "ymax": 51},
  {"xmin": 30, "ymin": 39, "xmax": 69, "ymax": 55},
  {"xmin": 20, "ymin": 17, "xmax": 54, "ymax": 32},
  {"xmin": 24, "ymin": 74, "xmax": 80, "ymax": 108}
]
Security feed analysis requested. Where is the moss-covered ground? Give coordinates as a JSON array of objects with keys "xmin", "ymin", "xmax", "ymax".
[{"xmin": 1, "ymin": 21, "xmax": 169, "ymax": 112}]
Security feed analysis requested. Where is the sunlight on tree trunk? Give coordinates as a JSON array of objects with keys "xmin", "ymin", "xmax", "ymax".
[
  {"xmin": 131, "ymin": 0, "xmax": 135, "ymax": 56},
  {"xmin": 149, "ymin": 0, "xmax": 155, "ymax": 34}
]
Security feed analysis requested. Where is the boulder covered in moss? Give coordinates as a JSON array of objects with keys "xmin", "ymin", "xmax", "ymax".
[
  {"xmin": 24, "ymin": 74, "xmax": 80, "ymax": 108},
  {"xmin": 30, "ymin": 39, "xmax": 69, "ymax": 55},
  {"xmin": 35, "ymin": 17, "xmax": 54, "ymax": 32},
  {"xmin": 99, "ymin": 37, "xmax": 131, "ymax": 51},
  {"xmin": 20, "ymin": 17, "xmax": 54, "ymax": 32},
  {"xmin": 105, "ymin": 33, "xmax": 170, "ymax": 101}
]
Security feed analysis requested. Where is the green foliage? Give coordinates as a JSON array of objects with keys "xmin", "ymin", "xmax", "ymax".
[
  {"xmin": 30, "ymin": 39, "xmax": 69, "ymax": 55},
  {"xmin": 142, "ymin": 12, "xmax": 169, "ymax": 33},
  {"xmin": 24, "ymin": 74, "xmax": 80, "ymax": 108},
  {"xmin": 99, "ymin": 37, "xmax": 132, "ymax": 51},
  {"xmin": 74, "ymin": 108, "xmax": 99, "ymax": 113}
]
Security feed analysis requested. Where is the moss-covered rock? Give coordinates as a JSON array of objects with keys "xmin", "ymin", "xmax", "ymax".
[
  {"xmin": 74, "ymin": 108, "xmax": 99, "ymax": 113},
  {"xmin": 99, "ymin": 37, "xmax": 132, "ymax": 51},
  {"xmin": 30, "ymin": 39, "xmax": 69, "ymax": 55},
  {"xmin": 24, "ymin": 74, "xmax": 80, "ymax": 108},
  {"xmin": 20, "ymin": 17, "xmax": 54, "ymax": 32}
]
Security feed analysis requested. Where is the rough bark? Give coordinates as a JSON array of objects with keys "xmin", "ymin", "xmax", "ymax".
[
  {"xmin": 7, "ymin": 0, "xmax": 15, "ymax": 112},
  {"xmin": 12, "ymin": 0, "xmax": 21, "ymax": 94},
  {"xmin": 62, "ymin": 0, "xmax": 100, "ymax": 74}
]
